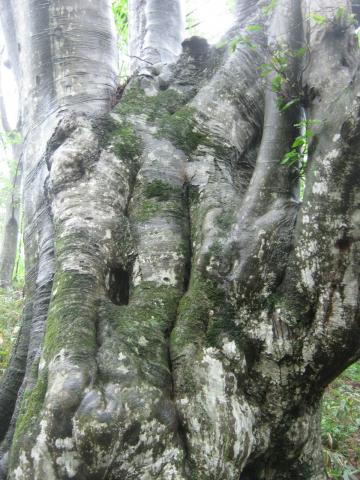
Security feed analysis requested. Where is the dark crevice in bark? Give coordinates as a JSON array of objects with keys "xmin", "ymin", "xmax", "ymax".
[{"xmin": 107, "ymin": 266, "xmax": 131, "ymax": 305}]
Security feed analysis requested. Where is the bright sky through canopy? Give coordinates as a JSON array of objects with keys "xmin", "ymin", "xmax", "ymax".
[{"xmin": 186, "ymin": 0, "xmax": 235, "ymax": 42}]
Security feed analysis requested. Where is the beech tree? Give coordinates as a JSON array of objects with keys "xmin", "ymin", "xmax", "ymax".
[
  {"xmin": 0, "ymin": 0, "xmax": 359, "ymax": 478},
  {"xmin": 0, "ymin": 48, "xmax": 21, "ymax": 289}
]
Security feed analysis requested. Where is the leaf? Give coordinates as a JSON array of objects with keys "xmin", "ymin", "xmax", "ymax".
[
  {"xmin": 271, "ymin": 74, "xmax": 282, "ymax": 93},
  {"xmin": 259, "ymin": 63, "xmax": 273, "ymax": 77},
  {"xmin": 310, "ymin": 13, "xmax": 327, "ymax": 25},
  {"xmin": 281, "ymin": 98, "xmax": 299, "ymax": 111},
  {"xmin": 262, "ymin": 0, "xmax": 278, "ymax": 16},
  {"xmin": 0, "ymin": 131, "xmax": 22, "ymax": 145},
  {"xmin": 246, "ymin": 24, "xmax": 263, "ymax": 32},
  {"xmin": 336, "ymin": 7, "xmax": 345, "ymax": 21},
  {"xmin": 291, "ymin": 136, "xmax": 306, "ymax": 149},
  {"xmin": 294, "ymin": 47, "xmax": 307, "ymax": 57},
  {"xmin": 281, "ymin": 150, "xmax": 299, "ymax": 165},
  {"xmin": 230, "ymin": 38, "xmax": 240, "ymax": 52},
  {"xmin": 240, "ymin": 35, "xmax": 258, "ymax": 50}
]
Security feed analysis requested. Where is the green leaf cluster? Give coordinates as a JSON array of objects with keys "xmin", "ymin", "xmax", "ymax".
[
  {"xmin": 229, "ymin": 34, "xmax": 258, "ymax": 52},
  {"xmin": 0, "ymin": 130, "xmax": 22, "ymax": 146},
  {"xmin": 112, "ymin": 0, "xmax": 128, "ymax": 50},
  {"xmin": 262, "ymin": 0, "xmax": 278, "ymax": 16},
  {"xmin": 281, "ymin": 119, "xmax": 319, "ymax": 168}
]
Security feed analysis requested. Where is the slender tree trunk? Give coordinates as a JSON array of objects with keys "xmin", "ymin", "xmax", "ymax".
[
  {"xmin": 0, "ymin": 161, "xmax": 21, "ymax": 289},
  {"xmin": 0, "ymin": 0, "xmax": 359, "ymax": 479},
  {"xmin": 0, "ymin": 47, "xmax": 21, "ymax": 289}
]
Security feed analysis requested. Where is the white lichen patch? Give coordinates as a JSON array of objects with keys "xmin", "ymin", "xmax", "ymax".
[
  {"xmin": 301, "ymin": 267, "xmax": 315, "ymax": 290},
  {"xmin": 138, "ymin": 336, "xmax": 148, "ymax": 347},
  {"xmin": 30, "ymin": 419, "xmax": 57, "ymax": 480},
  {"xmin": 312, "ymin": 181, "xmax": 327, "ymax": 195},
  {"xmin": 55, "ymin": 437, "xmax": 74, "ymax": 450},
  {"xmin": 14, "ymin": 452, "xmax": 30, "ymax": 480},
  {"xmin": 176, "ymin": 347, "xmax": 254, "ymax": 478},
  {"xmin": 55, "ymin": 451, "xmax": 80, "ymax": 478}
]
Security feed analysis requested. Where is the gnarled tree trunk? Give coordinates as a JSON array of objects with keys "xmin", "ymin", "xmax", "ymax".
[{"xmin": 0, "ymin": 0, "xmax": 359, "ymax": 479}]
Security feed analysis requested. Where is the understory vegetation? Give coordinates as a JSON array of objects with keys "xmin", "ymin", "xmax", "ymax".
[
  {"xmin": 322, "ymin": 363, "xmax": 360, "ymax": 479},
  {"xmin": 0, "ymin": 285, "xmax": 23, "ymax": 376}
]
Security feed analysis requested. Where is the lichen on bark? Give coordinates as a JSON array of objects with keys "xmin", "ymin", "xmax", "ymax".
[{"xmin": 1, "ymin": 0, "xmax": 360, "ymax": 479}]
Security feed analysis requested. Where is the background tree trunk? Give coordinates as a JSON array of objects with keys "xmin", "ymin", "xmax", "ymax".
[
  {"xmin": 0, "ymin": 161, "xmax": 21, "ymax": 289},
  {"xmin": 0, "ymin": 49, "xmax": 21, "ymax": 289},
  {"xmin": 0, "ymin": 0, "xmax": 359, "ymax": 479}
]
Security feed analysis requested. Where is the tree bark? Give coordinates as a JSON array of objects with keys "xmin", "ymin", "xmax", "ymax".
[
  {"xmin": 0, "ymin": 161, "xmax": 21, "ymax": 289},
  {"xmin": 0, "ymin": 0, "xmax": 359, "ymax": 479},
  {"xmin": 0, "ymin": 56, "xmax": 21, "ymax": 289},
  {"xmin": 128, "ymin": 0, "xmax": 185, "ymax": 72}
]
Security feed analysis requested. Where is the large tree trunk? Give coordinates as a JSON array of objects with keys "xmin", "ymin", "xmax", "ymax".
[{"xmin": 0, "ymin": 0, "xmax": 359, "ymax": 479}]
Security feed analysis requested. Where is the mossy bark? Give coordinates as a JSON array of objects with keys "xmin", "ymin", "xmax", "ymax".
[{"xmin": 1, "ymin": 0, "xmax": 360, "ymax": 479}]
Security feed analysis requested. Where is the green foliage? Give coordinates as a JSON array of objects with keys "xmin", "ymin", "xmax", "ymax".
[
  {"xmin": 281, "ymin": 119, "xmax": 320, "ymax": 200},
  {"xmin": 280, "ymin": 118, "xmax": 317, "ymax": 198},
  {"xmin": 230, "ymin": 35, "xmax": 258, "ymax": 52},
  {"xmin": 310, "ymin": 7, "xmax": 356, "ymax": 30},
  {"xmin": 322, "ymin": 362, "xmax": 360, "ymax": 479},
  {"xmin": 262, "ymin": 0, "xmax": 278, "ymax": 16},
  {"xmin": 259, "ymin": 45, "xmax": 307, "ymax": 111},
  {"xmin": 112, "ymin": 0, "xmax": 128, "ymax": 51},
  {"xmin": 334, "ymin": 7, "xmax": 356, "ymax": 28},
  {"xmin": 246, "ymin": 24, "xmax": 263, "ymax": 33},
  {"xmin": 310, "ymin": 13, "xmax": 327, "ymax": 25},
  {"xmin": 0, "ymin": 130, "xmax": 22, "ymax": 146},
  {"xmin": 0, "ymin": 287, "xmax": 24, "ymax": 377}
]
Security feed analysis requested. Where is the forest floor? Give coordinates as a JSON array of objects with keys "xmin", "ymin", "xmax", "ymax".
[
  {"xmin": 322, "ymin": 362, "xmax": 360, "ymax": 479},
  {"xmin": 0, "ymin": 286, "xmax": 359, "ymax": 479}
]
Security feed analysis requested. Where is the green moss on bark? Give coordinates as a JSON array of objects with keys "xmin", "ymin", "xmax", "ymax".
[
  {"xmin": 43, "ymin": 272, "xmax": 98, "ymax": 360},
  {"xmin": 114, "ymin": 82, "xmax": 209, "ymax": 155},
  {"xmin": 131, "ymin": 180, "xmax": 184, "ymax": 223},
  {"xmin": 10, "ymin": 373, "xmax": 48, "ymax": 467},
  {"xmin": 112, "ymin": 122, "xmax": 142, "ymax": 160},
  {"xmin": 101, "ymin": 282, "xmax": 182, "ymax": 389}
]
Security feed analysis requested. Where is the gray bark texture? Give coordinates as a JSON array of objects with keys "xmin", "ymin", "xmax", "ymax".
[
  {"xmin": 0, "ymin": 159, "xmax": 21, "ymax": 289},
  {"xmin": 0, "ymin": 0, "xmax": 359, "ymax": 479},
  {"xmin": 0, "ymin": 48, "xmax": 21, "ymax": 289}
]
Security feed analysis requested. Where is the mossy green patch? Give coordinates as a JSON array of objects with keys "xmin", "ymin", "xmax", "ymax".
[
  {"xmin": 144, "ymin": 180, "xmax": 178, "ymax": 201},
  {"xmin": 115, "ymin": 84, "xmax": 185, "ymax": 121},
  {"xmin": 131, "ymin": 180, "xmax": 184, "ymax": 223},
  {"xmin": 114, "ymin": 82, "xmax": 210, "ymax": 155},
  {"xmin": 100, "ymin": 282, "xmax": 182, "ymax": 389},
  {"xmin": 216, "ymin": 211, "xmax": 235, "ymax": 231},
  {"xmin": 158, "ymin": 106, "xmax": 208, "ymax": 155},
  {"xmin": 10, "ymin": 372, "xmax": 48, "ymax": 467},
  {"xmin": 43, "ymin": 271, "xmax": 97, "ymax": 360},
  {"xmin": 112, "ymin": 123, "xmax": 142, "ymax": 160}
]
